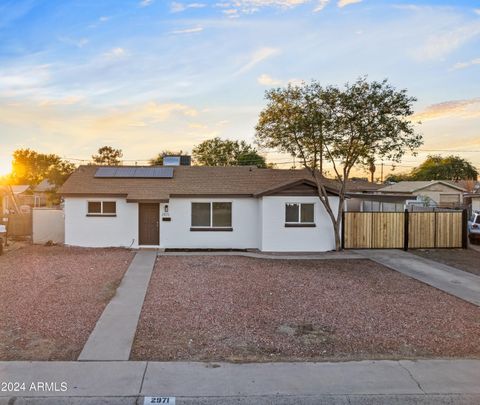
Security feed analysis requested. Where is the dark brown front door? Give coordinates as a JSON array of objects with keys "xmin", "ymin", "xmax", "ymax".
[{"xmin": 139, "ymin": 203, "xmax": 159, "ymax": 245}]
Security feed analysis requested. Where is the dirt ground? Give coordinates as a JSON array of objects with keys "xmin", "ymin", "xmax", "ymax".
[
  {"xmin": 0, "ymin": 244, "xmax": 134, "ymax": 360},
  {"xmin": 131, "ymin": 255, "xmax": 480, "ymax": 362},
  {"xmin": 411, "ymin": 248, "xmax": 480, "ymax": 276}
]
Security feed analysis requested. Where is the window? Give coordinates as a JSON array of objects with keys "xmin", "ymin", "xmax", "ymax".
[
  {"xmin": 191, "ymin": 202, "xmax": 232, "ymax": 230},
  {"xmin": 285, "ymin": 203, "xmax": 315, "ymax": 227},
  {"xmin": 87, "ymin": 201, "xmax": 117, "ymax": 216}
]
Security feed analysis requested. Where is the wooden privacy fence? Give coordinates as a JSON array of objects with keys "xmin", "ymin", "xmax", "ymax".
[
  {"xmin": 6, "ymin": 213, "xmax": 32, "ymax": 237},
  {"xmin": 342, "ymin": 210, "xmax": 467, "ymax": 250}
]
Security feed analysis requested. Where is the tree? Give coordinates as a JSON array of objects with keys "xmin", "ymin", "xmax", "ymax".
[
  {"xmin": 149, "ymin": 150, "xmax": 184, "ymax": 166},
  {"xmin": 255, "ymin": 77, "xmax": 422, "ymax": 250},
  {"xmin": 10, "ymin": 149, "xmax": 75, "ymax": 186},
  {"xmin": 410, "ymin": 155, "xmax": 478, "ymax": 181},
  {"xmin": 385, "ymin": 155, "xmax": 478, "ymax": 182},
  {"xmin": 92, "ymin": 146, "xmax": 123, "ymax": 165},
  {"xmin": 192, "ymin": 137, "xmax": 267, "ymax": 168}
]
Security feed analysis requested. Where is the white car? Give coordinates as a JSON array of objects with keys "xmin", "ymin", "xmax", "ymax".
[{"xmin": 468, "ymin": 211, "xmax": 480, "ymax": 235}]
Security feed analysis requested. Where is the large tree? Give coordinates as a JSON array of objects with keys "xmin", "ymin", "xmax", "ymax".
[
  {"xmin": 9, "ymin": 149, "xmax": 75, "ymax": 186},
  {"xmin": 386, "ymin": 155, "xmax": 478, "ymax": 182},
  {"xmin": 92, "ymin": 146, "xmax": 123, "ymax": 165},
  {"xmin": 192, "ymin": 137, "xmax": 266, "ymax": 168},
  {"xmin": 410, "ymin": 155, "xmax": 478, "ymax": 181},
  {"xmin": 255, "ymin": 77, "xmax": 422, "ymax": 250}
]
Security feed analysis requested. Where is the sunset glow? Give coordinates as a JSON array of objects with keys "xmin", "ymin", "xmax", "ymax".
[{"xmin": 0, "ymin": 0, "xmax": 479, "ymax": 176}]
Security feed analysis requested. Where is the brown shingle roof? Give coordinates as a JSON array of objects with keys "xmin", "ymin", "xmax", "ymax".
[{"xmin": 58, "ymin": 165, "xmax": 379, "ymax": 201}]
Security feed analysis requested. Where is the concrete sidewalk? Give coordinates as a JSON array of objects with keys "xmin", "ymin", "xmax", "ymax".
[
  {"xmin": 357, "ymin": 249, "xmax": 480, "ymax": 306},
  {"xmin": 0, "ymin": 359, "xmax": 478, "ymax": 404},
  {"xmin": 78, "ymin": 250, "xmax": 157, "ymax": 361}
]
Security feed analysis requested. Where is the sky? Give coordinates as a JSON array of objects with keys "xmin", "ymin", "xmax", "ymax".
[{"xmin": 0, "ymin": 0, "xmax": 480, "ymax": 178}]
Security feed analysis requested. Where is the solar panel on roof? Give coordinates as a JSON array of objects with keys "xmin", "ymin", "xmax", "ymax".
[
  {"xmin": 94, "ymin": 166, "xmax": 174, "ymax": 178},
  {"xmin": 95, "ymin": 167, "xmax": 118, "ymax": 177}
]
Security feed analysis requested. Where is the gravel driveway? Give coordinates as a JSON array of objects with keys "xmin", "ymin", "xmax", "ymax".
[
  {"xmin": 131, "ymin": 256, "xmax": 480, "ymax": 362},
  {"xmin": 0, "ymin": 245, "xmax": 134, "ymax": 360}
]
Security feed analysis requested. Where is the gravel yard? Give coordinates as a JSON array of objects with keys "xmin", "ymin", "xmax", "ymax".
[
  {"xmin": 0, "ymin": 245, "xmax": 134, "ymax": 360},
  {"xmin": 131, "ymin": 256, "xmax": 480, "ymax": 362},
  {"xmin": 411, "ymin": 248, "xmax": 480, "ymax": 276}
]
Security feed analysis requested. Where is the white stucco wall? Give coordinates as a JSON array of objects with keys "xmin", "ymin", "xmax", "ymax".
[
  {"xmin": 33, "ymin": 208, "xmax": 65, "ymax": 244},
  {"xmin": 65, "ymin": 195, "xmax": 339, "ymax": 251},
  {"xmin": 160, "ymin": 198, "xmax": 260, "ymax": 249},
  {"xmin": 64, "ymin": 197, "xmax": 138, "ymax": 248},
  {"xmin": 261, "ymin": 196, "xmax": 339, "ymax": 252}
]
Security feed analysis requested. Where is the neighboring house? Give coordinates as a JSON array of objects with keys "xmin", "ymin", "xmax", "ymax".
[
  {"xmin": 464, "ymin": 193, "xmax": 480, "ymax": 213},
  {"xmin": 0, "ymin": 185, "xmax": 34, "ymax": 213},
  {"xmin": 472, "ymin": 195, "xmax": 480, "ymax": 212},
  {"xmin": 59, "ymin": 165, "xmax": 346, "ymax": 251},
  {"xmin": 33, "ymin": 179, "xmax": 55, "ymax": 207},
  {"xmin": 378, "ymin": 181, "xmax": 467, "ymax": 208}
]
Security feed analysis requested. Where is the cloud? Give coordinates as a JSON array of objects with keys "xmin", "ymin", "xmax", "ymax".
[
  {"xmin": 94, "ymin": 102, "xmax": 198, "ymax": 129},
  {"xmin": 314, "ymin": 0, "xmax": 329, "ymax": 12},
  {"xmin": 475, "ymin": 9, "xmax": 480, "ymax": 16},
  {"xmin": 171, "ymin": 26, "xmax": 204, "ymax": 34},
  {"xmin": 236, "ymin": 47, "xmax": 280, "ymax": 75},
  {"xmin": 257, "ymin": 74, "xmax": 282, "ymax": 85},
  {"xmin": 103, "ymin": 47, "xmax": 127, "ymax": 59},
  {"xmin": 450, "ymin": 57, "xmax": 480, "ymax": 70},
  {"xmin": 140, "ymin": 0, "xmax": 154, "ymax": 7},
  {"xmin": 99, "ymin": 16, "xmax": 110, "ymax": 22},
  {"xmin": 216, "ymin": 0, "xmax": 310, "ymax": 15},
  {"xmin": 413, "ymin": 98, "xmax": 480, "ymax": 121},
  {"xmin": 0, "ymin": 65, "xmax": 50, "ymax": 95},
  {"xmin": 337, "ymin": 0, "xmax": 361, "ymax": 8},
  {"xmin": 170, "ymin": 2, "xmax": 206, "ymax": 12},
  {"xmin": 414, "ymin": 21, "xmax": 480, "ymax": 61}
]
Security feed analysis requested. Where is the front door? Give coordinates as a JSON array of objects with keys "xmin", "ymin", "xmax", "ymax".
[{"xmin": 139, "ymin": 203, "xmax": 160, "ymax": 245}]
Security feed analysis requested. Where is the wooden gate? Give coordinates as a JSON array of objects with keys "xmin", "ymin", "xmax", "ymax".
[
  {"xmin": 7, "ymin": 213, "xmax": 33, "ymax": 237},
  {"xmin": 343, "ymin": 210, "xmax": 466, "ymax": 250}
]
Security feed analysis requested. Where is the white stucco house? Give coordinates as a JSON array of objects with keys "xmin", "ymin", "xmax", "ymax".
[{"xmin": 59, "ymin": 164, "xmax": 342, "ymax": 252}]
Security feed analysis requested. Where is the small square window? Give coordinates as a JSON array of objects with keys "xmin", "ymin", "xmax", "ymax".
[
  {"xmin": 103, "ymin": 201, "xmax": 116, "ymax": 214},
  {"xmin": 285, "ymin": 203, "xmax": 315, "ymax": 224},
  {"xmin": 88, "ymin": 201, "xmax": 101, "ymax": 214},
  {"xmin": 301, "ymin": 204, "xmax": 314, "ymax": 223},
  {"xmin": 192, "ymin": 203, "xmax": 211, "ymax": 227},
  {"xmin": 212, "ymin": 202, "xmax": 232, "ymax": 227},
  {"xmin": 285, "ymin": 203, "xmax": 299, "ymax": 222}
]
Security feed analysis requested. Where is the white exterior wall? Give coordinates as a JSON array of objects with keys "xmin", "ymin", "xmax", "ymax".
[
  {"xmin": 160, "ymin": 198, "xmax": 260, "ymax": 249},
  {"xmin": 64, "ymin": 195, "xmax": 338, "ymax": 251},
  {"xmin": 64, "ymin": 197, "xmax": 138, "ymax": 248},
  {"xmin": 33, "ymin": 208, "xmax": 65, "ymax": 244},
  {"xmin": 261, "ymin": 196, "xmax": 339, "ymax": 252}
]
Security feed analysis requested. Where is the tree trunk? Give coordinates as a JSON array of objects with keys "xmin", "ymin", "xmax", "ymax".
[{"xmin": 332, "ymin": 220, "xmax": 341, "ymax": 251}]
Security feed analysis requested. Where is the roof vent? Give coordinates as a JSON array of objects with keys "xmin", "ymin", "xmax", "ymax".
[{"xmin": 163, "ymin": 155, "xmax": 191, "ymax": 166}]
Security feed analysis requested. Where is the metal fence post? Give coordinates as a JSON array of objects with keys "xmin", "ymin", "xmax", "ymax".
[
  {"xmin": 462, "ymin": 209, "xmax": 468, "ymax": 249},
  {"xmin": 403, "ymin": 209, "xmax": 409, "ymax": 251}
]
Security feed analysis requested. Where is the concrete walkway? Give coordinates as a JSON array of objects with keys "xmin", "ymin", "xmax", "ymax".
[
  {"xmin": 0, "ymin": 359, "xmax": 478, "ymax": 404},
  {"xmin": 158, "ymin": 250, "xmax": 364, "ymax": 260},
  {"xmin": 357, "ymin": 250, "xmax": 480, "ymax": 306},
  {"xmin": 78, "ymin": 250, "xmax": 157, "ymax": 361}
]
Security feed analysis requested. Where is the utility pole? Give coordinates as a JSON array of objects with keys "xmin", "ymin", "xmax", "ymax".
[{"xmin": 380, "ymin": 162, "xmax": 384, "ymax": 183}]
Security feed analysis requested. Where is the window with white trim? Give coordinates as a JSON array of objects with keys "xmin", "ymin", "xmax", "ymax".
[
  {"xmin": 285, "ymin": 203, "xmax": 315, "ymax": 225},
  {"xmin": 191, "ymin": 202, "xmax": 232, "ymax": 229},
  {"xmin": 87, "ymin": 201, "xmax": 117, "ymax": 216}
]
